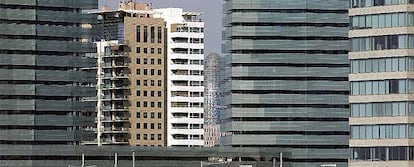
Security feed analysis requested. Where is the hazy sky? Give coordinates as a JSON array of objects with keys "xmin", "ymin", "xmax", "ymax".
[{"xmin": 99, "ymin": 0, "xmax": 223, "ymax": 55}]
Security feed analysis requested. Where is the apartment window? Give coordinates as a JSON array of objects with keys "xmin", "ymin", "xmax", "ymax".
[
  {"xmin": 136, "ymin": 90, "xmax": 140, "ymax": 96},
  {"xmin": 150, "ymin": 26, "xmax": 155, "ymax": 43},
  {"xmin": 136, "ymin": 58, "xmax": 140, "ymax": 64},
  {"xmin": 158, "ymin": 70, "xmax": 162, "ymax": 75},
  {"xmin": 144, "ymin": 134, "xmax": 148, "ymax": 140},
  {"xmin": 137, "ymin": 80, "xmax": 141, "ymax": 86},
  {"xmin": 157, "ymin": 48, "xmax": 162, "ymax": 54},
  {"xmin": 151, "ymin": 48, "xmax": 154, "ymax": 54},
  {"xmin": 158, "ymin": 102, "xmax": 162, "ymax": 108},
  {"xmin": 144, "ymin": 123, "xmax": 148, "ymax": 129},
  {"xmin": 136, "ymin": 123, "xmax": 140, "ymax": 129},
  {"xmin": 151, "ymin": 58, "xmax": 155, "ymax": 65},
  {"xmin": 151, "ymin": 69, "xmax": 155, "ymax": 75},
  {"xmin": 144, "ymin": 48, "xmax": 148, "ymax": 54},
  {"xmin": 144, "ymin": 80, "xmax": 148, "ymax": 86},
  {"xmin": 151, "ymin": 134, "xmax": 155, "ymax": 140},
  {"xmin": 136, "ymin": 101, "xmax": 140, "ymax": 107},
  {"xmin": 144, "ymin": 112, "xmax": 148, "ymax": 118},
  {"xmin": 136, "ymin": 26, "xmax": 141, "ymax": 42},
  {"xmin": 158, "ymin": 134, "xmax": 162, "ymax": 140},
  {"xmin": 158, "ymin": 123, "xmax": 162, "ymax": 129},
  {"xmin": 136, "ymin": 47, "xmax": 141, "ymax": 53},
  {"xmin": 144, "ymin": 91, "xmax": 148, "ymax": 97},
  {"xmin": 157, "ymin": 59, "xmax": 162, "ymax": 65},
  {"xmin": 136, "ymin": 69, "xmax": 141, "ymax": 75},
  {"xmin": 351, "ymin": 102, "xmax": 411, "ymax": 117},
  {"xmin": 151, "ymin": 80, "xmax": 155, "ymax": 86},
  {"xmin": 144, "ymin": 101, "xmax": 148, "ymax": 107},
  {"xmin": 157, "ymin": 80, "xmax": 162, "ymax": 86},
  {"xmin": 151, "ymin": 123, "xmax": 155, "ymax": 129},
  {"xmin": 144, "ymin": 58, "xmax": 148, "ymax": 64},
  {"xmin": 158, "ymin": 91, "xmax": 162, "ymax": 97},
  {"xmin": 144, "ymin": 69, "xmax": 148, "ymax": 75},
  {"xmin": 151, "ymin": 112, "xmax": 155, "ymax": 118},
  {"xmin": 158, "ymin": 112, "xmax": 162, "ymax": 119},
  {"xmin": 151, "ymin": 91, "xmax": 155, "ymax": 97},
  {"xmin": 143, "ymin": 26, "xmax": 148, "ymax": 43},
  {"xmin": 157, "ymin": 27, "xmax": 162, "ymax": 43},
  {"xmin": 151, "ymin": 102, "xmax": 155, "ymax": 108},
  {"xmin": 136, "ymin": 112, "xmax": 141, "ymax": 118},
  {"xmin": 136, "ymin": 134, "xmax": 141, "ymax": 140}
]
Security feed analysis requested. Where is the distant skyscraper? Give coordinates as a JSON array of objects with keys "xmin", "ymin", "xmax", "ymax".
[
  {"xmin": 0, "ymin": 0, "xmax": 97, "ymax": 148},
  {"xmin": 349, "ymin": 1, "xmax": 414, "ymax": 166},
  {"xmin": 222, "ymin": 0, "xmax": 350, "ymax": 166},
  {"xmin": 204, "ymin": 53, "xmax": 224, "ymax": 147}
]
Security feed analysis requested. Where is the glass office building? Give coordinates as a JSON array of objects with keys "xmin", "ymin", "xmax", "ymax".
[
  {"xmin": 0, "ymin": 0, "xmax": 97, "ymax": 164},
  {"xmin": 349, "ymin": 0, "xmax": 414, "ymax": 166},
  {"xmin": 222, "ymin": 0, "xmax": 350, "ymax": 166}
]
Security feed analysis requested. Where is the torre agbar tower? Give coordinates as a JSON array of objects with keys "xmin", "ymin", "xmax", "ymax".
[
  {"xmin": 349, "ymin": 0, "xmax": 414, "ymax": 166},
  {"xmin": 0, "ymin": 0, "xmax": 98, "ymax": 164},
  {"xmin": 222, "ymin": 0, "xmax": 350, "ymax": 166}
]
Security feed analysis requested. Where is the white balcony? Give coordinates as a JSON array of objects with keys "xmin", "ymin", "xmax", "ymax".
[
  {"xmin": 169, "ymin": 117, "xmax": 204, "ymax": 124},
  {"xmin": 168, "ymin": 107, "xmax": 204, "ymax": 113},
  {"xmin": 169, "ymin": 128, "xmax": 204, "ymax": 135}
]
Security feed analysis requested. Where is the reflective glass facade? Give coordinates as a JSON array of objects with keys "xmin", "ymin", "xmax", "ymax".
[
  {"xmin": 0, "ymin": 0, "xmax": 97, "ymax": 152},
  {"xmin": 222, "ymin": 0, "xmax": 349, "ymax": 166}
]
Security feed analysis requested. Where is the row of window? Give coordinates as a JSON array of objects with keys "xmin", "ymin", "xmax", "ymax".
[
  {"xmin": 137, "ymin": 80, "xmax": 162, "ymax": 87},
  {"xmin": 136, "ymin": 112, "xmax": 162, "ymax": 119},
  {"xmin": 351, "ymin": 57, "xmax": 414, "ymax": 73},
  {"xmin": 351, "ymin": 12, "xmax": 414, "ymax": 30},
  {"xmin": 136, "ymin": 58, "xmax": 163, "ymax": 65},
  {"xmin": 351, "ymin": 124, "xmax": 414, "ymax": 139},
  {"xmin": 351, "ymin": 102, "xmax": 414, "ymax": 117},
  {"xmin": 351, "ymin": 35, "xmax": 414, "ymax": 52},
  {"xmin": 136, "ymin": 26, "xmax": 163, "ymax": 43},
  {"xmin": 136, "ymin": 133, "xmax": 162, "ymax": 141},
  {"xmin": 351, "ymin": 79, "xmax": 414, "ymax": 95},
  {"xmin": 136, "ymin": 90, "xmax": 162, "ymax": 97},
  {"xmin": 136, "ymin": 47, "xmax": 163, "ymax": 55},
  {"xmin": 351, "ymin": 146, "xmax": 414, "ymax": 161},
  {"xmin": 136, "ymin": 123, "xmax": 163, "ymax": 130},
  {"xmin": 351, "ymin": 0, "xmax": 414, "ymax": 8},
  {"xmin": 136, "ymin": 101, "xmax": 162, "ymax": 108},
  {"xmin": 136, "ymin": 68, "xmax": 162, "ymax": 76}
]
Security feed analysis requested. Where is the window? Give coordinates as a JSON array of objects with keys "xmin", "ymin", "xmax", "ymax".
[
  {"xmin": 136, "ymin": 69, "xmax": 141, "ymax": 75},
  {"xmin": 150, "ymin": 26, "xmax": 155, "ymax": 43},
  {"xmin": 144, "ymin": 91, "xmax": 147, "ymax": 97},
  {"xmin": 158, "ymin": 59, "xmax": 162, "ymax": 65},
  {"xmin": 144, "ymin": 123, "xmax": 148, "ymax": 129},
  {"xmin": 158, "ymin": 91, "xmax": 162, "ymax": 97},
  {"xmin": 144, "ymin": 134, "xmax": 148, "ymax": 140},
  {"xmin": 144, "ymin": 58, "xmax": 148, "ymax": 64},
  {"xmin": 144, "ymin": 80, "xmax": 148, "ymax": 86},
  {"xmin": 136, "ymin": 26, "xmax": 141, "ymax": 42},
  {"xmin": 136, "ymin": 90, "xmax": 140, "ymax": 96},
  {"xmin": 151, "ymin": 102, "xmax": 155, "ymax": 108},
  {"xmin": 151, "ymin": 69, "xmax": 155, "ymax": 75},
  {"xmin": 157, "ymin": 27, "xmax": 162, "ymax": 43},
  {"xmin": 151, "ymin": 48, "xmax": 154, "ymax": 54},
  {"xmin": 143, "ymin": 26, "xmax": 148, "ymax": 43},
  {"xmin": 143, "ymin": 112, "xmax": 147, "ymax": 118},
  {"xmin": 151, "ymin": 91, "xmax": 154, "ymax": 97},
  {"xmin": 151, "ymin": 134, "xmax": 155, "ymax": 140},
  {"xmin": 136, "ymin": 112, "xmax": 141, "ymax": 118},
  {"xmin": 144, "ymin": 69, "xmax": 148, "ymax": 75},
  {"xmin": 137, "ymin": 80, "xmax": 141, "ymax": 86},
  {"xmin": 136, "ymin": 123, "xmax": 140, "ymax": 129},
  {"xmin": 144, "ymin": 101, "xmax": 148, "ymax": 107},
  {"xmin": 150, "ymin": 112, "xmax": 155, "ymax": 118},
  {"xmin": 158, "ymin": 134, "xmax": 162, "ymax": 140},
  {"xmin": 136, "ymin": 58, "xmax": 140, "ymax": 64},
  {"xmin": 136, "ymin": 47, "xmax": 141, "ymax": 53},
  {"xmin": 144, "ymin": 48, "xmax": 148, "ymax": 54},
  {"xmin": 158, "ymin": 102, "xmax": 162, "ymax": 108},
  {"xmin": 136, "ymin": 134, "xmax": 141, "ymax": 140},
  {"xmin": 151, "ymin": 80, "xmax": 155, "ymax": 86},
  {"xmin": 158, "ymin": 70, "xmax": 162, "ymax": 75},
  {"xmin": 158, "ymin": 48, "xmax": 162, "ymax": 54},
  {"xmin": 158, "ymin": 80, "xmax": 162, "ymax": 86},
  {"xmin": 151, "ymin": 58, "xmax": 154, "ymax": 65},
  {"xmin": 151, "ymin": 123, "xmax": 155, "ymax": 129},
  {"xmin": 158, "ymin": 112, "xmax": 162, "ymax": 118},
  {"xmin": 158, "ymin": 123, "xmax": 162, "ymax": 129},
  {"xmin": 136, "ymin": 101, "xmax": 141, "ymax": 107}
]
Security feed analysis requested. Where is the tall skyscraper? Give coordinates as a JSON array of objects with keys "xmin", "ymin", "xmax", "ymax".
[
  {"xmin": 222, "ymin": 0, "xmax": 350, "ymax": 166},
  {"xmin": 204, "ymin": 53, "xmax": 224, "ymax": 147},
  {"xmin": 154, "ymin": 8, "xmax": 205, "ymax": 147},
  {"xmin": 349, "ymin": 1, "xmax": 414, "ymax": 166},
  {"xmin": 0, "ymin": 0, "xmax": 97, "ymax": 148},
  {"xmin": 91, "ymin": 2, "xmax": 205, "ymax": 147}
]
